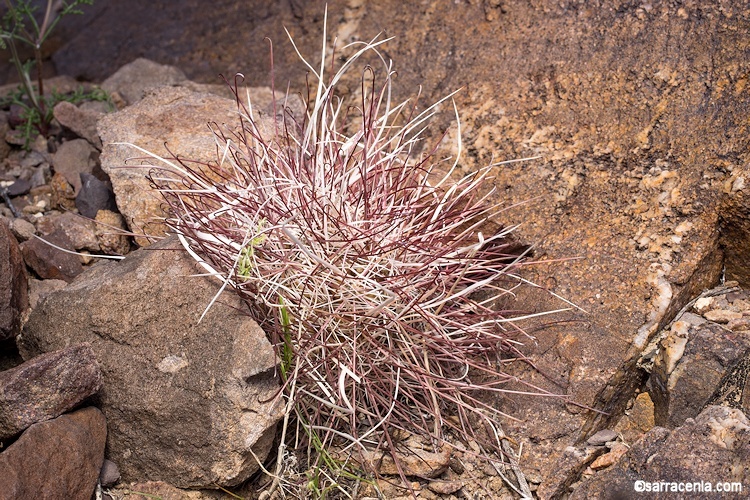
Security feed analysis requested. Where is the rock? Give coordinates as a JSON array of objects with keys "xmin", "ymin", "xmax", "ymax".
[
  {"xmin": 586, "ymin": 429, "xmax": 618, "ymax": 447},
  {"xmin": 6, "ymin": 178, "xmax": 30, "ymax": 197},
  {"xmin": 649, "ymin": 316, "xmax": 750, "ymax": 429},
  {"xmin": 8, "ymin": 217, "xmax": 36, "ymax": 242},
  {"xmin": 0, "ymin": 406, "xmax": 106, "ymax": 500},
  {"xmin": 50, "ymin": 211, "xmax": 100, "ymax": 252},
  {"xmin": 589, "ymin": 442, "xmax": 628, "ymax": 470},
  {"xmin": 101, "ymin": 58, "xmax": 188, "ymax": 106},
  {"xmin": 703, "ymin": 309, "xmax": 743, "ymax": 323},
  {"xmin": 27, "ymin": 278, "xmax": 68, "ymax": 309},
  {"xmin": 51, "ymin": 139, "xmax": 100, "ymax": 195},
  {"xmin": 53, "ymin": 100, "xmax": 104, "ymax": 149},
  {"xmin": 115, "ymin": 481, "xmax": 204, "ymax": 500},
  {"xmin": 94, "ymin": 209, "xmax": 131, "ymax": 255},
  {"xmin": 427, "ymin": 479, "xmax": 463, "ymax": 495},
  {"xmin": 613, "ymin": 391, "xmax": 655, "ymax": 445},
  {"xmin": 0, "ymin": 344, "xmax": 102, "ymax": 441},
  {"xmin": 0, "ymin": 218, "xmax": 27, "ymax": 341},
  {"xmin": 49, "ymin": 171, "xmax": 77, "ymax": 211},
  {"xmin": 353, "ymin": 437, "xmax": 452, "ymax": 479},
  {"xmin": 20, "ymin": 228, "xmax": 84, "ymax": 282},
  {"xmin": 98, "ymin": 84, "xmax": 297, "ymax": 246},
  {"xmin": 76, "ymin": 172, "xmax": 118, "ymax": 218},
  {"xmin": 18, "ymin": 235, "xmax": 282, "ymax": 488},
  {"xmin": 570, "ymin": 405, "xmax": 750, "ymax": 499},
  {"xmin": 20, "ymin": 150, "xmax": 46, "ymax": 169},
  {"xmin": 99, "ymin": 459, "xmax": 121, "ymax": 488}
]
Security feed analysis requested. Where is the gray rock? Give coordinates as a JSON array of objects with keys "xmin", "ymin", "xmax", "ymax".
[
  {"xmin": 0, "ymin": 344, "xmax": 102, "ymax": 440},
  {"xmin": 6, "ymin": 178, "xmax": 30, "ymax": 196},
  {"xmin": 101, "ymin": 58, "xmax": 187, "ymax": 106},
  {"xmin": 570, "ymin": 405, "xmax": 750, "ymax": 499},
  {"xmin": 53, "ymin": 100, "xmax": 104, "ymax": 149},
  {"xmin": 99, "ymin": 459, "xmax": 121, "ymax": 488},
  {"xmin": 18, "ymin": 235, "xmax": 282, "ymax": 488},
  {"xmin": 0, "ymin": 406, "xmax": 106, "ymax": 500},
  {"xmin": 586, "ymin": 429, "xmax": 618, "ymax": 447},
  {"xmin": 0, "ymin": 218, "xmax": 27, "ymax": 341},
  {"xmin": 19, "ymin": 228, "xmax": 84, "ymax": 282},
  {"xmin": 76, "ymin": 173, "xmax": 118, "ymax": 218},
  {"xmin": 51, "ymin": 139, "xmax": 100, "ymax": 195}
]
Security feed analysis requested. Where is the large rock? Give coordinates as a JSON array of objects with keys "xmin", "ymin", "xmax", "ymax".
[
  {"xmin": 0, "ymin": 406, "xmax": 106, "ymax": 500},
  {"xmin": 570, "ymin": 405, "xmax": 750, "ymax": 499},
  {"xmin": 18, "ymin": 235, "xmax": 282, "ymax": 488},
  {"xmin": 97, "ymin": 82, "xmax": 297, "ymax": 247},
  {"xmin": 97, "ymin": 85, "xmax": 238, "ymax": 246},
  {"xmin": 0, "ymin": 218, "xmax": 27, "ymax": 341},
  {"xmin": 0, "ymin": 344, "xmax": 102, "ymax": 441},
  {"xmin": 101, "ymin": 58, "xmax": 188, "ymax": 106}
]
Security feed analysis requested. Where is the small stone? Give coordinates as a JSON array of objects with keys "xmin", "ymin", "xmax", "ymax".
[
  {"xmin": 21, "ymin": 198, "xmax": 48, "ymax": 215},
  {"xmin": 20, "ymin": 150, "xmax": 46, "ymax": 169},
  {"xmin": 99, "ymin": 459, "xmax": 121, "ymax": 487},
  {"xmin": 427, "ymin": 479, "xmax": 463, "ymax": 495},
  {"xmin": 52, "ymin": 139, "xmax": 100, "ymax": 195},
  {"xmin": 95, "ymin": 210, "xmax": 131, "ymax": 255},
  {"xmin": 0, "ymin": 344, "xmax": 103, "ymax": 440},
  {"xmin": 449, "ymin": 456, "xmax": 465, "ymax": 474},
  {"xmin": 9, "ymin": 217, "xmax": 36, "ymax": 241},
  {"xmin": 693, "ymin": 296, "xmax": 714, "ymax": 314},
  {"xmin": 76, "ymin": 173, "xmax": 118, "ymax": 218},
  {"xmin": 703, "ymin": 309, "xmax": 743, "ymax": 323},
  {"xmin": 20, "ymin": 228, "xmax": 84, "ymax": 282},
  {"xmin": 50, "ymin": 172, "xmax": 77, "ymax": 211},
  {"xmin": 4, "ymin": 129, "xmax": 27, "ymax": 146},
  {"xmin": 586, "ymin": 429, "xmax": 618, "ymax": 446},
  {"xmin": 589, "ymin": 442, "xmax": 628, "ymax": 470},
  {"xmin": 6, "ymin": 178, "xmax": 31, "ymax": 197},
  {"xmin": 53, "ymin": 100, "xmax": 104, "ymax": 149},
  {"xmin": 29, "ymin": 165, "xmax": 48, "ymax": 188},
  {"xmin": 53, "ymin": 211, "xmax": 100, "ymax": 252}
]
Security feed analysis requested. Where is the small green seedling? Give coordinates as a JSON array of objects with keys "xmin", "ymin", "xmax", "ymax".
[{"xmin": 0, "ymin": 0, "xmax": 106, "ymax": 148}]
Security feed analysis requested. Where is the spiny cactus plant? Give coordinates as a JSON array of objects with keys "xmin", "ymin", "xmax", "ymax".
[{"xmin": 136, "ymin": 14, "xmax": 571, "ymax": 498}]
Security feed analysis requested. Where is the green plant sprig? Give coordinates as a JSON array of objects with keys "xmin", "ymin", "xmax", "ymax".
[{"xmin": 0, "ymin": 0, "xmax": 95, "ymax": 146}]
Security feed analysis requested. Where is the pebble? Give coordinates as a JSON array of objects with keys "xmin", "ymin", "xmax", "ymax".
[
  {"xmin": 586, "ymin": 429, "xmax": 618, "ymax": 447},
  {"xmin": 703, "ymin": 309, "xmax": 743, "ymax": 323},
  {"xmin": 99, "ymin": 459, "xmax": 121, "ymax": 487},
  {"xmin": 6, "ymin": 178, "xmax": 31, "ymax": 196},
  {"xmin": 9, "ymin": 218, "xmax": 36, "ymax": 241}
]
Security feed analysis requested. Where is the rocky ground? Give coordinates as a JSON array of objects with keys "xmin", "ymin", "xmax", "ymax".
[{"xmin": 1, "ymin": 1, "xmax": 750, "ymax": 499}]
